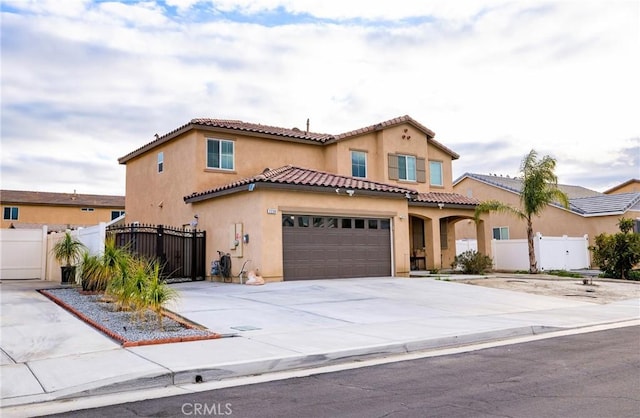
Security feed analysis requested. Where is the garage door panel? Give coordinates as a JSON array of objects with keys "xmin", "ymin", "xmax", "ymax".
[{"xmin": 283, "ymin": 215, "xmax": 391, "ymax": 281}]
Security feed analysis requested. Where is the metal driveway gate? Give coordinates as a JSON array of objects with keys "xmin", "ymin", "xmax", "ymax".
[{"xmin": 106, "ymin": 223, "xmax": 206, "ymax": 280}]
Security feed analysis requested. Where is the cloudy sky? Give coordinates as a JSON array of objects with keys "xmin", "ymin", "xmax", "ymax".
[{"xmin": 1, "ymin": 0, "xmax": 638, "ymax": 196}]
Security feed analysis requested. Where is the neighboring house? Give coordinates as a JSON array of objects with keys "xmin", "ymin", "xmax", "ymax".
[
  {"xmin": 453, "ymin": 173, "xmax": 640, "ymax": 253},
  {"xmin": 0, "ymin": 190, "xmax": 125, "ymax": 232},
  {"xmin": 118, "ymin": 115, "xmax": 484, "ymax": 281},
  {"xmin": 604, "ymin": 179, "xmax": 640, "ymax": 195}
]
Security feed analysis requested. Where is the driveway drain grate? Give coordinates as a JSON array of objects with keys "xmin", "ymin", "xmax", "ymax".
[{"xmin": 230, "ymin": 325, "xmax": 262, "ymax": 331}]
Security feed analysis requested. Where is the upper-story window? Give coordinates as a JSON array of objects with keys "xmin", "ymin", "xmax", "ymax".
[
  {"xmin": 398, "ymin": 155, "xmax": 416, "ymax": 181},
  {"xmin": 207, "ymin": 139, "xmax": 234, "ymax": 170},
  {"xmin": 351, "ymin": 150, "xmax": 367, "ymax": 178},
  {"xmin": 388, "ymin": 154, "xmax": 426, "ymax": 183},
  {"xmin": 157, "ymin": 152, "xmax": 164, "ymax": 173},
  {"xmin": 3, "ymin": 206, "xmax": 18, "ymax": 220},
  {"xmin": 111, "ymin": 210, "xmax": 125, "ymax": 220},
  {"xmin": 429, "ymin": 160, "xmax": 443, "ymax": 186}
]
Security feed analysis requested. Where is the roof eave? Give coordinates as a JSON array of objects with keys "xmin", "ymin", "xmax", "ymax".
[{"xmin": 184, "ymin": 182, "xmax": 411, "ymax": 204}]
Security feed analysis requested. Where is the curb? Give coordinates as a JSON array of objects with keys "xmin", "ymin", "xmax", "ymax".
[{"xmin": 0, "ymin": 324, "xmax": 562, "ymax": 407}]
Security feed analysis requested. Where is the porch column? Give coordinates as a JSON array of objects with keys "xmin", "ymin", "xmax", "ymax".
[
  {"xmin": 475, "ymin": 218, "xmax": 492, "ymax": 258},
  {"xmin": 425, "ymin": 218, "xmax": 443, "ymax": 270}
]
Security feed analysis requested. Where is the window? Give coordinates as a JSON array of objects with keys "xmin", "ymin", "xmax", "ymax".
[
  {"xmin": 81, "ymin": 208, "xmax": 94, "ymax": 212},
  {"xmin": 389, "ymin": 154, "xmax": 425, "ymax": 182},
  {"xmin": 282, "ymin": 215, "xmax": 294, "ymax": 227},
  {"xmin": 354, "ymin": 219, "xmax": 365, "ymax": 229},
  {"xmin": 351, "ymin": 151, "xmax": 367, "ymax": 178},
  {"xmin": 3, "ymin": 207, "xmax": 18, "ymax": 220},
  {"xmin": 368, "ymin": 219, "xmax": 378, "ymax": 229},
  {"xmin": 297, "ymin": 216, "xmax": 310, "ymax": 227},
  {"xmin": 207, "ymin": 139, "xmax": 234, "ymax": 170},
  {"xmin": 341, "ymin": 218, "xmax": 352, "ymax": 228},
  {"xmin": 398, "ymin": 155, "xmax": 416, "ymax": 181},
  {"xmin": 111, "ymin": 210, "xmax": 125, "ymax": 220},
  {"xmin": 429, "ymin": 161, "xmax": 443, "ymax": 186},
  {"xmin": 157, "ymin": 152, "xmax": 164, "ymax": 173},
  {"xmin": 493, "ymin": 227, "xmax": 510, "ymax": 240}
]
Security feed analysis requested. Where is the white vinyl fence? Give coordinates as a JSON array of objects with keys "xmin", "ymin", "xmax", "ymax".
[
  {"xmin": 1, "ymin": 222, "xmax": 107, "ymax": 281},
  {"xmin": 456, "ymin": 233, "xmax": 590, "ymax": 271},
  {"xmin": 0, "ymin": 227, "xmax": 48, "ymax": 279}
]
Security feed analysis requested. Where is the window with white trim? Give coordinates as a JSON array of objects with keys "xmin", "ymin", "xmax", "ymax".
[
  {"xmin": 398, "ymin": 155, "xmax": 416, "ymax": 181},
  {"xmin": 207, "ymin": 139, "xmax": 234, "ymax": 170},
  {"xmin": 157, "ymin": 152, "xmax": 164, "ymax": 173},
  {"xmin": 429, "ymin": 160, "xmax": 443, "ymax": 186},
  {"xmin": 492, "ymin": 227, "xmax": 509, "ymax": 240},
  {"xmin": 111, "ymin": 210, "xmax": 125, "ymax": 220},
  {"xmin": 3, "ymin": 207, "xmax": 18, "ymax": 220},
  {"xmin": 351, "ymin": 150, "xmax": 367, "ymax": 178}
]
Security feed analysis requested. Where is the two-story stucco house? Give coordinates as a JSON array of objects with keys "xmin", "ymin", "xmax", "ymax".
[
  {"xmin": 118, "ymin": 115, "xmax": 486, "ymax": 281},
  {"xmin": 453, "ymin": 173, "xmax": 640, "ymax": 252},
  {"xmin": 1, "ymin": 190, "xmax": 125, "ymax": 231}
]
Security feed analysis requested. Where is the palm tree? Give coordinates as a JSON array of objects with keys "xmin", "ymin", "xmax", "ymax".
[{"xmin": 474, "ymin": 149, "xmax": 570, "ymax": 273}]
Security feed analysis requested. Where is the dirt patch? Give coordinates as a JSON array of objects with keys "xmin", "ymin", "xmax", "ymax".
[{"xmin": 458, "ymin": 276, "xmax": 640, "ymax": 304}]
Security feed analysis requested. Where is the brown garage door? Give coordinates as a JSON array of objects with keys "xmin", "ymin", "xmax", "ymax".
[{"xmin": 282, "ymin": 214, "xmax": 391, "ymax": 281}]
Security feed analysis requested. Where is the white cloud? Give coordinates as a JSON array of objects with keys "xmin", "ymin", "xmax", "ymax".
[{"xmin": 1, "ymin": 0, "xmax": 638, "ymax": 195}]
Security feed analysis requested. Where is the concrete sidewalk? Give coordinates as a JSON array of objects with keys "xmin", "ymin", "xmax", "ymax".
[{"xmin": 1, "ymin": 276, "xmax": 639, "ymax": 412}]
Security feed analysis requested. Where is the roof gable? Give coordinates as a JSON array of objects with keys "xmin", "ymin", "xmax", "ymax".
[{"xmin": 332, "ymin": 115, "xmax": 459, "ymax": 159}]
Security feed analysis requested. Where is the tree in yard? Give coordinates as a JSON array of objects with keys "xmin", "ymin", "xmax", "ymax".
[{"xmin": 474, "ymin": 149, "xmax": 570, "ymax": 273}]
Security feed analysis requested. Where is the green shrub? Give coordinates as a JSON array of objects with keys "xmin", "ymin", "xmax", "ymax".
[
  {"xmin": 590, "ymin": 217, "xmax": 640, "ymax": 280},
  {"xmin": 452, "ymin": 250, "xmax": 493, "ymax": 274}
]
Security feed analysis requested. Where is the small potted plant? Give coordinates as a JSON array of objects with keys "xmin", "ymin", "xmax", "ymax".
[{"xmin": 52, "ymin": 231, "xmax": 86, "ymax": 284}]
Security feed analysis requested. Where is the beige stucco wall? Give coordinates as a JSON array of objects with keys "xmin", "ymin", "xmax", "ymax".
[
  {"xmin": 327, "ymin": 123, "xmax": 455, "ymax": 194},
  {"xmin": 606, "ymin": 181, "xmax": 640, "ymax": 194},
  {"xmin": 0, "ymin": 204, "xmax": 120, "ymax": 229},
  {"xmin": 190, "ymin": 188, "xmax": 410, "ymax": 281},
  {"xmin": 453, "ymin": 177, "xmax": 635, "ymax": 250},
  {"xmin": 124, "ymin": 130, "xmax": 326, "ymax": 227}
]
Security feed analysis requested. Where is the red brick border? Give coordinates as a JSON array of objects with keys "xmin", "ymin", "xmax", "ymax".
[{"xmin": 38, "ymin": 289, "xmax": 222, "ymax": 347}]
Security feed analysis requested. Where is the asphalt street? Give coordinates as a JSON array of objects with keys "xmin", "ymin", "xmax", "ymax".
[{"xmin": 47, "ymin": 325, "xmax": 640, "ymax": 418}]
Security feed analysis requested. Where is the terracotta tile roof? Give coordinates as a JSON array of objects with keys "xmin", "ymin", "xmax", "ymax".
[
  {"xmin": 412, "ymin": 192, "xmax": 480, "ymax": 206},
  {"xmin": 190, "ymin": 119, "xmax": 333, "ymax": 143},
  {"xmin": 0, "ymin": 190, "xmax": 125, "ymax": 208},
  {"xmin": 184, "ymin": 166, "xmax": 418, "ymax": 202},
  {"xmin": 119, "ymin": 115, "xmax": 459, "ymax": 163}
]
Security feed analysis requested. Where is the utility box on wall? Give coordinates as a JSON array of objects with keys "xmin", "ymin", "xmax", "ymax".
[{"xmin": 229, "ymin": 223, "xmax": 243, "ymax": 257}]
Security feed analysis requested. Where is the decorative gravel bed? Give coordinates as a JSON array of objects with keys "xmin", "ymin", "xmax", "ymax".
[{"xmin": 40, "ymin": 288, "xmax": 220, "ymax": 346}]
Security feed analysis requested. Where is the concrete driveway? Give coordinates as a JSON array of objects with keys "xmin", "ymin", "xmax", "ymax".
[{"xmin": 2, "ymin": 276, "xmax": 639, "ymax": 413}]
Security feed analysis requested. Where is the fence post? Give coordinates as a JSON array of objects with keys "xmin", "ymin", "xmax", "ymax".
[
  {"xmin": 191, "ymin": 229, "xmax": 197, "ymax": 281},
  {"xmin": 491, "ymin": 239, "xmax": 497, "ymax": 270},
  {"xmin": 535, "ymin": 232, "xmax": 543, "ymax": 271},
  {"xmin": 40, "ymin": 225, "xmax": 48, "ymax": 280},
  {"xmin": 157, "ymin": 224, "xmax": 164, "ymax": 265}
]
